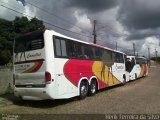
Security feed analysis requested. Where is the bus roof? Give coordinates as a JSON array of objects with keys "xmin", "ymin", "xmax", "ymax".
[
  {"xmin": 46, "ymin": 29, "xmax": 125, "ymax": 54},
  {"xmin": 127, "ymin": 55, "xmax": 135, "ymax": 58},
  {"xmin": 127, "ymin": 56, "xmax": 147, "ymax": 60}
]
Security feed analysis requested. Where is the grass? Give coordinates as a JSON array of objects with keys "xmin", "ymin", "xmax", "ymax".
[
  {"xmin": 0, "ymin": 72, "xmax": 13, "ymax": 95},
  {"xmin": 4, "ymin": 84, "xmax": 13, "ymax": 94}
]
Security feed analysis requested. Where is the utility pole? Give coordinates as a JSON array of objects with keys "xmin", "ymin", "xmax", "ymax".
[
  {"xmin": 116, "ymin": 41, "xmax": 117, "ymax": 50},
  {"xmin": 155, "ymin": 48, "xmax": 158, "ymax": 62},
  {"xmin": 136, "ymin": 52, "xmax": 138, "ymax": 56},
  {"xmin": 93, "ymin": 20, "xmax": 97, "ymax": 44},
  {"xmin": 133, "ymin": 43, "xmax": 135, "ymax": 56},
  {"xmin": 148, "ymin": 47, "xmax": 150, "ymax": 68}
]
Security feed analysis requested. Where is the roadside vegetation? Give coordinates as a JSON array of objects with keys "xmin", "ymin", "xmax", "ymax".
[
  {"xmin": 0, "ymin": 16, "xmax": 45, "ymax": 65},
  {"xmin": 151, "ymin": 57, "xmax": 160, "ymax": 63}
]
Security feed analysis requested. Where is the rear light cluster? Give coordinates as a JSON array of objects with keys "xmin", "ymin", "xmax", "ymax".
[{"xmin": 45, "ymin": 71, "xmax": 52, "ymax": 84}]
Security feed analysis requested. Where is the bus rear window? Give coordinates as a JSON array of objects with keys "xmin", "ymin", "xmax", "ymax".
[
  {"xmin": 136, "ymin": 57, "xmax": 147, "ymax": 64},
  {"xmin": 14, "ymin": 31, "xmax": 44, "ymax": 53}
]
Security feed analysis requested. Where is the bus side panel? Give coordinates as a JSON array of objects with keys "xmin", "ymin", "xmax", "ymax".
[
  {"xmin": 64, "ymin": 60, "xmax": 123, "ymax": 89},
  {"xmin": 129, "ymin": 64, "xmax": 141, "ymax": 80},
  {"xmin": 44, "ymin": 30, "xmax": 78, "ymax": 99},
  {"xmin": 43, "ymin": 30, "xmax": 58, "ymax": 99},
  {"xmin": 138, "ymin": 64, "xmax": 148, "ymax": 78},
  {"xmin": 54, "ymin": 58, "xmax": 78, "ymax": 98},
  {"xmin": 145, "ymin": 64, "xmax": 149, "ymax": 76},
  {"xmin": 14, "ymin": 50, "xmax": 46, "ymax": 86},
  {"xmin": 112, "ymin": 63, "xmax": 127, "ymax": 83}
]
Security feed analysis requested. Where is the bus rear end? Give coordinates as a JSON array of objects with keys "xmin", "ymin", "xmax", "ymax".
[{"xmin": 13, "ymin": 30, "xmax": 52, "ymax": 100}]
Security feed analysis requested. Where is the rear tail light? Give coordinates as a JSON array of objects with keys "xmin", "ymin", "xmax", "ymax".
[{"xmin": 45, "ymin": 71, "xmax": 51, "ymax": 84}]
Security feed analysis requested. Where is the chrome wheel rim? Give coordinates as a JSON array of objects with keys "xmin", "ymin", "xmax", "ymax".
[
  {"xmin": 81, "ymin": 85, "xmax": 87, "ymax": 96},
  {"xmin": 91, "ymin": 83, "xmax": 96, "ymax": 93}
]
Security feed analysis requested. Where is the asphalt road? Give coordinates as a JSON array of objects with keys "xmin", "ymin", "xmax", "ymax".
[{"xmin": 0, "ymin": 65, "xmax": 160, "ymax": 116}]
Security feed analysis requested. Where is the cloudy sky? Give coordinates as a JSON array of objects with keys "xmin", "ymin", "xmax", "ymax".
[{"xmin": 0, "ymin": 0, "xmax": 160, "ymax": 57}]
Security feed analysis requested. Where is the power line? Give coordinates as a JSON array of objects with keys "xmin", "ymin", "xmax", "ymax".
[
  {"xmin": 0, "ymin": 0, "xmax": 24, "ymax": 12},
  {"xmin": 97, "ymin": 39, "xmax": 133, "ymax": 53},
  {"xmin": 1, "ymin": 0, "xmax": 91, "ymax": 34},
  {"xmin": 26, "ymin": 1, "xmax": 91, "ymax": 34},
  {"xmin": 0, "ymin": 4, "xmax": 93, "ymax": 39},
  {"xmin": 97, "ymin": 34, "xmax": 132, "ymax": 50},
  {"xmin": 0, "ymin": 1, "xmax": 144, "ymax": 55},
  {"xmin": 96, "ymin": 22, "xmax": 129, "ymax": 39},
  {"xmin": 0, "ymin": 0, "xmax": 92, "ymax": 38},
  {"xmin": 0, "ymin": 3, "xmax": 134, "ymax": 55},
  {"xmin": 0, "ymin": 0, "xmax": 130, "ymax": 43}
]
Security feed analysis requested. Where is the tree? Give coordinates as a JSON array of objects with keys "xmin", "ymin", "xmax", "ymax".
[
  {"xmin": 0, "ymin": 16, "xmax": 45, "ymax": 65},
  {"xmin": 29, "ymin": 17, "xmax": 45, "ymax": 31},
  {"xmin": 14, "ymin": 16, "xmax": 30, "ymax": 33},
  {"xmin": 14, "ymin": 17, "xmax": 45, "ymax": 33},
  {"xmin": 0, "ymin": 49, "xmax": 11, "ymax": 65}
]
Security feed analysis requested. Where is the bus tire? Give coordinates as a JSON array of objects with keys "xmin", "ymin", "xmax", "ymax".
[
  {"xmin": 135, "ymin": 73, "xmax": 137, "ymax": 80},
  {"xmin": 88, "ymin": 79, "xmax": 97, "ymax": 96},
  {"xmin": 122, "ymin": 74, "xmax": 126, "ymax": 85},
  {"xmin": 79, "ymin": 80, "xmax": 88, "ymax": 99}
]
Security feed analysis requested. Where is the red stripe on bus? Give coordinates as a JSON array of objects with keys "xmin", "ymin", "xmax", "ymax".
[{"xmin": 23, "ymin": 61, "xmax": 43, "ymax": 73}]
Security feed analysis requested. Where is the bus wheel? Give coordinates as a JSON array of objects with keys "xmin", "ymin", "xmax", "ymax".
[
  {"xmin": 79, "ymin": 80, "xmax": 88, "ymax": 99},
  {"xmin": 89, "ymin": 80, "xmax": 97, "ymax": 96},
  {"xmin": 135, "ymin": 74, "xmax": 137, "ymax": 80},
  {"xmin": 122, "ymin": 74, "xmax": 126, "ymax": 85}
]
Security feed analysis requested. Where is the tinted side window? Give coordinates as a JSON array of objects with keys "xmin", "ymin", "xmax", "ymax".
[
  {"xmin": 136, "ymin": 58, "xmax": 141, "ymax": 64},
  {"xmin": 76, "ymin": 43, "xmax": 84, "ymax": 59},
  {"xmin": 136, "ymin": 58, "xmax": 147, "ymax": 64},
  {"xmin": 61, "ymin": 40, "xmax": 67, "ymax": 57},
  {"xmin": 54, "ymin": 36, "xmax": 122, "ymax": 62},
  {"xmin": 15, "ymin": 31, "xmax": 44, "ymax": 53},
  {"xmin": 54, "ymin": 38, "xmax": 61, "ymax": 56},
  {"xmin": 115, "ymin": 53, "xmax": 124, "ymax": 63},
  {"xmin": 84, "ymin": 45, "xmax": 93, "ymax": 59},
  {"xmin": 100, "ymin": 50, "xmax": 114, "ymax": 67},
  {"xmin": 54, "ymin": 37, "xmax": 67, "ymax": 57},
  {"xmin": 97, "ymin": 48, "xmax": 103, "ymax": 60}
]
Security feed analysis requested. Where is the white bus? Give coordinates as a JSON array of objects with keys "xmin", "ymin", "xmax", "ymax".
[
  {"xmin": 13, "ymin": 29, "xmax": 129, "ymax": 100},
  {"xmin": 126, "ymin": 56, "xmax": 148, "ymax": 80}
]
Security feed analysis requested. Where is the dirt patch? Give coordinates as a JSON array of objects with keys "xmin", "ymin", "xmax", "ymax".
[
  {"xmin": 0, "ymin": 72, "xmax": 13, "ymax": 95},
  {"xmin": 0, "ymin": 67, "xmax": 160, "ymax": 116}
]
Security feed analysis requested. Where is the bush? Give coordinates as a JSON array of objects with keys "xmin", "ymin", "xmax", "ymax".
[{"xmin": 0, "ymin": 49, "xmax": 11, "ymax": 65}]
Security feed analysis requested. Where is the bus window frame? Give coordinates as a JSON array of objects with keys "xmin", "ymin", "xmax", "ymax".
[
  {"xmin": 53, "ymin": 35, "xmax": 125, "ymax": 63},
  {"xmin": 15, "ymin": 31, "xmax": 44, "ymax": 53}
]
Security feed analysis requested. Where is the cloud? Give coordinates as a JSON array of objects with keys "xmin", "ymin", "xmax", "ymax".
[
  {"xmin": 0, "ymin": 0, "xmax": 37, "ymax": 20},
  {"xmin": 71, "ymin": 10, "xmax": 92, "ymax": 32},
  {"xmin": 69, "ymin": 10, "xmax": 92, "ymax": 42},
  {"xmin": 0, "ymin": 0, "xmax": 160, "ymax": 56},
  {"xmin": 65, "ymin": 0, "xmax": 118, "ymax": 13},
  {"xmin": 118, "ymin": 0, "xmax": 160, "ymax": 30},
  {"xmin": 139, "ymin": 36, "xmax": 160, "ymax": 57},
  {"xmin": 117, "ymin": 0, "xmax": 160, "ymax": 43},
  {"xmin": 125, "ymin": 28, "xmax": 160, "ymax": 40},
  {"xmin": 0, "ymin": 0, "xmax": 23, "ymax": 20},
  {"xmin": 23, "ymin": 5, "xmax": 37, "ymax": 19},
  {"xmin": 24, "ymin": 0, "xmax": 79, "ymax": 38}
]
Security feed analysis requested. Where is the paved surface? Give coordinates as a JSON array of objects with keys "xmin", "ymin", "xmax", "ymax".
[{"xmin": 0, "ymin": 65, "xmax": 160, "ymax": 115}]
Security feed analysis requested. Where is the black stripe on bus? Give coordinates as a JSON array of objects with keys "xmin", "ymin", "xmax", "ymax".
[
  {"xmin": 15, "ymin": 84, "xmax": 46, "ymax": 88},
  {"xmin": 15, "ymin": 59, "xmax": 45, "ymax": 64}
]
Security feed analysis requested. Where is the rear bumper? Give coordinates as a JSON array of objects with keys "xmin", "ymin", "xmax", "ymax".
[{"xmin": 14, "ymin": 87, "xmax": 52, "ymax": 100}]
